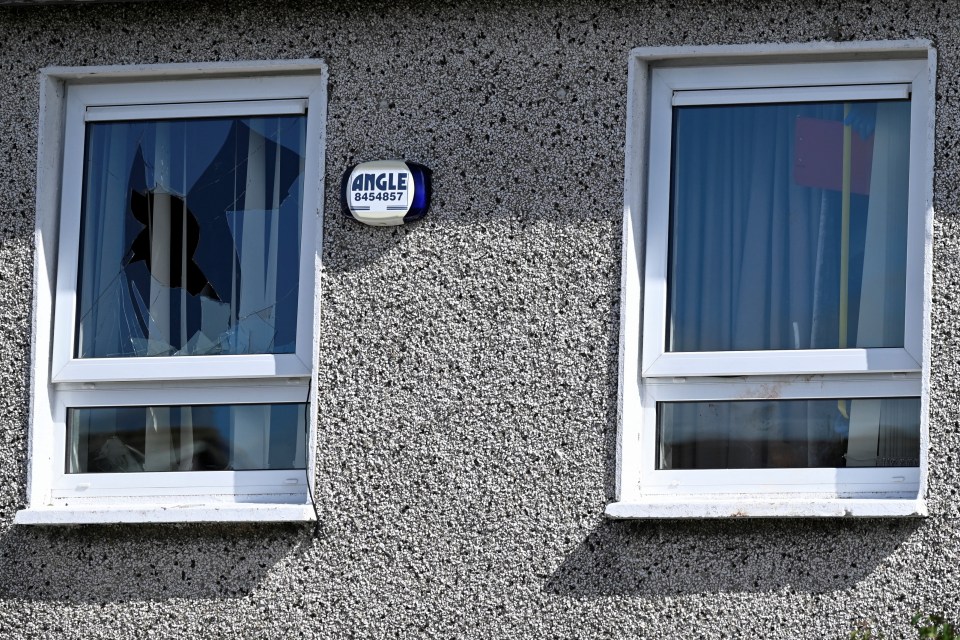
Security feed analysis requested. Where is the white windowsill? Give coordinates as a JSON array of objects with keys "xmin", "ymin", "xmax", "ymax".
[
  {"xmin": 15, "ymin": 503, "xmax": 316, "ymax": 525},
  {"xmin": 605, "ymin": 498, "xmax": 927, "ymax": 519}
]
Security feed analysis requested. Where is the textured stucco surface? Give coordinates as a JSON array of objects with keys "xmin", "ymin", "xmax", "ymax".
[{"xmin": 0, "ymin": 0, "xmax": 958, "ymax": 638}]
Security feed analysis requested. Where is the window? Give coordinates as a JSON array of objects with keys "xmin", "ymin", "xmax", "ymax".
[
  {"xmin": 610, "ymin": 43, "xmax": 935, "ymax": 518},
  {"xmin": 17, "ymin": 61, "xmax": 327, "ymax": 524}
]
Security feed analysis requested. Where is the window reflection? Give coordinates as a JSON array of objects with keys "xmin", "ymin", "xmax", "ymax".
[
  {"xmin": 667, "ymin": 100, "xmax": 911, "ymax": 352},
  {"xmin": 658, "ymin": 397, "xmax": 920, "ymax": 470},
  {"xmin": 67, "ymin": 404, "xmax": 306, "ymax": 473}
]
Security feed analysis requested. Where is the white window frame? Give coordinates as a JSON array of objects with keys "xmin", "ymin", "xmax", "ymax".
[
  {"xmin": 17, "ymin": 61, "xmax": 328, "ymax": 525},
  {"xmin": 609, "ymin": 42, "xmax": 936, "ymax": 519}
]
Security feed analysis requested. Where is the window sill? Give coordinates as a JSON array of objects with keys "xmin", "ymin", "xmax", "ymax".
[
  {"xmin": 15, "ymin": 503, "xmax": 316, "ymax": 525},
  {"xmin": 605, "ymin": 497, "xmax": 927, "ymax": 519}
]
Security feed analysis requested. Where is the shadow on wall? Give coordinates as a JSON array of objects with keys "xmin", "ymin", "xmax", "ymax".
[
  {"xmin": 545, "ymin": 517, "xmax": 923, "ymax": 597},
  {"xmin": 320, "ymin": 152, "xmax": 625, "ymax": 274},
  {"xmin": 0, "ymin": 522, "xmax": 312, "ymax": 602}
]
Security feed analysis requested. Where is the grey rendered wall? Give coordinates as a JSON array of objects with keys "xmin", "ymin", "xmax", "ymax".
[{"xmin": 0, "ymin": 0, "xmax": 957, "ymax": 638}]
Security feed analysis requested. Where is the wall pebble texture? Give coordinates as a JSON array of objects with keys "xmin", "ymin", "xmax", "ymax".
[{"xmin": 0, "ymin": 0, "xmax": 958, "ymax": 638}]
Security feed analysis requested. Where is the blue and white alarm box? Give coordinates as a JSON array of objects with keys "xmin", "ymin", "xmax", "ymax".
[{"xmin": 340, "ymin": 160, "xmax": 432, "ymax": 226}]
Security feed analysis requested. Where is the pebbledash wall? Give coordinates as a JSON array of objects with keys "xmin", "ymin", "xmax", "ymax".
[{"xmin": 0, "ymin": 0, "xmax": 958, "ymax": 638}]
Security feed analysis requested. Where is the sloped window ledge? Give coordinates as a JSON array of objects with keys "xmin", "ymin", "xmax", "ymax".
[
  {"xmin": 605, "ymin": 498, "xmax": 927, "ymax": 519},
  {"xmin": 15, "ymin": 503, "xmax": 315, "ymax": 525}
]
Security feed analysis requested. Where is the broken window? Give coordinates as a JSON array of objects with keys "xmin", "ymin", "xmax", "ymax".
[
  {"xmin": 76, "ymin": 115, "xmax": 306, "ymax": 358},
  {"xmin": 19, "ymin": 64, "xmax": 326, "ymax": 524}
]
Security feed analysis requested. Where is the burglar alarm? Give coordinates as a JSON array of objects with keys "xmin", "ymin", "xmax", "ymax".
[{"xmin": 340, "ymin": 160, "xmax": 433, "ymax": 226}]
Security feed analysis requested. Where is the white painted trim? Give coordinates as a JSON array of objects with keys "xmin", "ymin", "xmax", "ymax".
[
  {"xmin": 630, "ymin": 39, "xmax": 932, "ymax": 63},
  {"xmin": 641, "ymin": 467, "xmax": 920, "ymax": 495},
  {"xmin": 52, "ymin": 470, "xmax": 310, "ymax": 498},
  {"xmin": 903, "ymin": 62, "xmax": 932, "ymax": 367},
  {"xmin": 657, "ymin": 60, "xmax": 925, "ymax": 91},
  {"xmin": 68, "ymin": 76, "xmax": 322, "ymax": 110},
  {"xmin": 642, "ymin": 374, "xmax": 920, "ymax": 400},
  {"xmin": 643, "ymin": 348, "xmax": 922, "ymax": 378},
  {"xmin": 43, "ymin": 59, "xmax": 328, "ymax": 82},
  {"xmin": 25, "ymin": 71, "xmax": 69, "ymax": 511},
  {"xmin": 614, "ymin": 42, "xmax": 934, "ymax": 518},
  {"xmin": 16, "ymin": 503, "xmax": 316, "ymax": 525},
  {"xmin": 614, "ymin": 51, "xmax": 649, "ymax": 502},
  {"xmin": 606, "ymin": 498, "xmax": 927, "ymax": 519},
  {"xmin": 673, "ymin": 83, "xmax": 910, "ymax": 106},
  {"xmin": 917, "ymin": 47, "xmax": 938, "ymax": 505},
  {"xmin": 85, "ymin": 99, "xmax": 307, "ymax": 122},
  {"xmin": 55, "ymin": 383, "xmax": 309, "ymax": 407},
  {"xmin": 53, "ymin": 354, "xmax": 311, "ymax": 383},
  {"xmin": 638, "ymin": 72, "xmax": 673, "ymax": 376},
  {"xmin": 297, "ymin": 73, "xmax": 327, "ymax": 381}
]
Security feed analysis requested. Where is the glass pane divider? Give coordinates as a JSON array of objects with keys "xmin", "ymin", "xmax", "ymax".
[
  {"xmin": 672, "ymin": 83, "xmax": 910, "ymax": 106},
  {"xmin": 643, "ymin": 376, "xmax": 920, "ymax": 402},
  {"xmin": 85, "ymin": 99, "xmax": 307, "ymax": 122},
  {"xmin": 643, "ymin": 348, "xmax": 922, "ymax": 378}
]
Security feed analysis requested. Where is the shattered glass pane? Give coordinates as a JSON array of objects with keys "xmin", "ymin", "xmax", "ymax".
[
  {"xmin": 75, "ymin": 114, "xmax": 306, "ymax": 358},
  {"xmin": 67, "ymin": 403, "xmax": 307, "ymax": 473}
]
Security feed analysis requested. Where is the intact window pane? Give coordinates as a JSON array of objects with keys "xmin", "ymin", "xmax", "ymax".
[
  {"xmin": 75, "ymin": 115, "xmax": 306, "ymax": 358},
  {"xmin": 658, "ymin": 397, "xmax": 920, "ymax": 470},
  {"xmin": 67, "ymin": 403, "xmax": 306, "ymax": 473},
  {"xmin": 667, "ymin": 100, "xmax": 911, "ymax": 352}
]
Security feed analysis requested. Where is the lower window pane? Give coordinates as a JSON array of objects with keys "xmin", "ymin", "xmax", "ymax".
[
  {"xmin": 67, "ymin": 404, "xmax": 306, "ymax": 473},
  {"xmin": 658, "ymin": 397, "xmax": 920, "ymax": 470}
]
